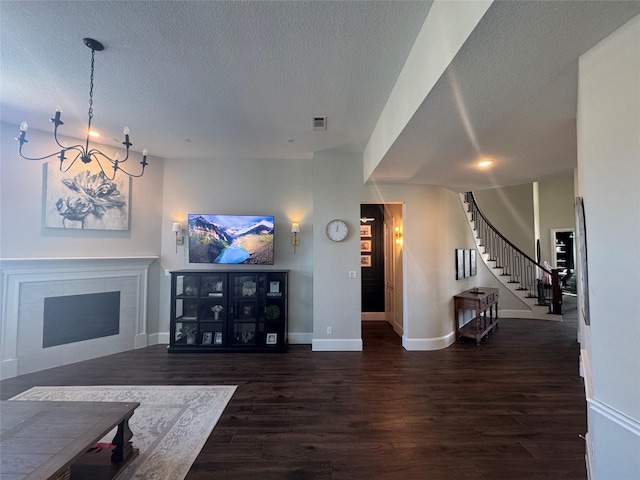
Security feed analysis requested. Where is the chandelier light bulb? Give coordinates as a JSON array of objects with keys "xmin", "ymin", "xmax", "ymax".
[
  {"xmin": 20, "ymin": 121, "xmax": 28, "ymax": 132},
  {"xmin": 123, "ymin": 126, "xmax": 130, "ymax": 135},
  {"xmin": 142, "ymin": 148, "xmax": 148, "ymax": 156}
]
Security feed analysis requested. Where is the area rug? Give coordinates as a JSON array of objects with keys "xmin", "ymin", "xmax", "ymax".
[{"xmin": 9, "ymin": 385, "xmax": 236, "ymax": 480}]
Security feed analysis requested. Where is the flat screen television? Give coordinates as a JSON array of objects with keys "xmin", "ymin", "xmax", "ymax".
[{"xmin": 188, "ymin": 214, "xmax": 275, "ymax": 265}]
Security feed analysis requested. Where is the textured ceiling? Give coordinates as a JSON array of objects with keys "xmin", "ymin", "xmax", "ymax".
[
  {"xmin": 1, "ymin": 1, "xmax": 639, "ymax": 191},
  {"xmin": 0, "ymin": 1, "xmax": 432, "ymax": 160}
]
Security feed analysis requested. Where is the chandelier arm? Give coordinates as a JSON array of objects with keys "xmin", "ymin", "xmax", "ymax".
[
  {"xmin": 58, "ymin": 150, "xmax": 85, "ymax": 173},
  {"xmin": 90, "ymin": 150, "xmax": 145, "ymax": 179},
  {"xmin": 52, "ymin": 122, "xmax": 76, "ymax": 151},
  {"xmin": 87, "ymin": 148, "xmax": 130, "ymax": 165},
  {"xmin": 17, "ymin": 148, "xmax": 66, "ymax": 162},
  {"xmin": 89, "ymin": 154, "xmax": 116, "ymax": 181},
  {"xmin": 17, "ymin": 143, "xmax": 79, "ymax": 162}
]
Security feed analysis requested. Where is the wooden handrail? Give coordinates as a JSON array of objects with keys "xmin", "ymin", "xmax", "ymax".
[{"xmin": 464, "ymin": 192, "xmax": 562, "ymax": 315}]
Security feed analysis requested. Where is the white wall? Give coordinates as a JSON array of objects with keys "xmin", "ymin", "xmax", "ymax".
[
  {"xmin": 0, "ymin": 123, "xmax": 164, "ymax": 333},
  {"xmin": 474, "ymin": 183, "xmax": 536, "ymax": 258},
  {"xmin": 578, "ymin": 14, "xmax": 640, "ymax": 479},
  {"xmin": 159, "ymin": 156, "xmax": 314, "ymax": 345}
]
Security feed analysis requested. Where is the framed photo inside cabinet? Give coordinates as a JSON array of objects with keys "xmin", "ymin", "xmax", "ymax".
[
  {"xmin": 214, "ymin": 332, "xmax": 223, "ymax": 345},
  {"xmin": 202, "ymin": 332, "xmax": 213, "ymax": 345},
  {"xmin": 266, "ymin": 333, "xmax": 277, "ymax": 345},
  {"xmin": 240, "ymin": 302, "xmax": 254, "ymax": 318}
]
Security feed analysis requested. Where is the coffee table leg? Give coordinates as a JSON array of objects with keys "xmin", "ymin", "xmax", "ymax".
[{"xmin": 111, "ymin": 413, "xmax": 135, "ymax": 463}]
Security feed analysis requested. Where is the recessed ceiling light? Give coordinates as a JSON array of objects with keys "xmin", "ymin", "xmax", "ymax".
[{"xmin": 476, "ymin": 157, "xmax": 495, "ymax": 168}]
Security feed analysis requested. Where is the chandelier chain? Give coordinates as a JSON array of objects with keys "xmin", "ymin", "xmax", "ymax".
[{"xmin": 88, "ymin": 48, "xmax": 95, "ymax": 124}]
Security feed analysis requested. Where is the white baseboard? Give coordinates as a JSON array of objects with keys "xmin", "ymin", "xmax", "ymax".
[
  {"xmin": 134, "ymin": 333, "xmax": 149, "ymax": 349},
  {"xmin": 402, "ymin": 331, "xmax": 456, "ymax": 350},
  {"xmin": 312, "ymin": 338, "xmax": 363, "ymax": 351},
  {"xmin": 1, "ymin": 359, "xmax": 18, "ymax": 380},
  {"xmin": 150, "ymin": 332, "xmax": 169, "ymax": 345},
  {"xmin": 288, "ymin": 332, "xmax": 313, "ymax": 344}
]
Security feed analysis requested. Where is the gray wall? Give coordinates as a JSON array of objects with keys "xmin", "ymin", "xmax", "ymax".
[{"xmin": 0, "ymin": 123, "xmax": 164, "ymax": 334}]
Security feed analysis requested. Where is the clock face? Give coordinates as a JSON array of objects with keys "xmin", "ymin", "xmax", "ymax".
[{"xmin": 326, "ymin": 219, "xmax": 349, "ymax": 242}]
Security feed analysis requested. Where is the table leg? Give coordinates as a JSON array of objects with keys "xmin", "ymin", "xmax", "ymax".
[{"xmin": 111, "ymin": 413, "xmax": 135, "ymax": 463}]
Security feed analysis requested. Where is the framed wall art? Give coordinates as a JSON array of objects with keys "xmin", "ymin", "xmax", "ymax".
[
  {"xmin": 456, "ymin": 249, "xmax": 464, "ymax": 280},
  {"xmin": 575, "ymin": 196, "xmax": 590, "ymax": 325},
  {"xmin": 464, "ymin": 249, "xmax": 471, "ymax": 277},
  {"xmin": 360, "ymin": 239, "xmax": 372, "ymax": 252},
  {"xmin": 470, "ymin": 249, "xmax": 477, "ymax": 276},
  {"xmin": 45, "ymin": 163, "xmax": 130, "ymax": 230}
]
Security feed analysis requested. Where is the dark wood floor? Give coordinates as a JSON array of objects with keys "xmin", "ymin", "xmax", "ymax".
[{"xmin": 1, "ymin": 297, "xmax": 586, "ymax": 480}]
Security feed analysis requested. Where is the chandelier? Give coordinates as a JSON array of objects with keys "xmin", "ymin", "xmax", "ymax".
[{"xmin": 15, "ymin": 38, "xmax": 148, "ymax": 180}]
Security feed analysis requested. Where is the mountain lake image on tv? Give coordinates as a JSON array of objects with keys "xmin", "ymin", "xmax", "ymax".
[{"xmin": 188, "ymin": 214, "xmax": 275, "ymax": 264}]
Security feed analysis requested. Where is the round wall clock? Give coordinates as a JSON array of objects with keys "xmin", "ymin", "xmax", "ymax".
[{"xmin": 325, "ymin": 219, "xmax": 349, "ymax": 242}]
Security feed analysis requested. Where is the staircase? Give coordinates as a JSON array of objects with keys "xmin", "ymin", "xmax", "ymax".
[{"xmin": 460, "ymin": 192, "xmax": 562, "ymax": 320}]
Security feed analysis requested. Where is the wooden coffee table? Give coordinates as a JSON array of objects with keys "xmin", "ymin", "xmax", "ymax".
[{"xmin": 1, "ymin": 400, "xmax": 139, "ymax": 480}]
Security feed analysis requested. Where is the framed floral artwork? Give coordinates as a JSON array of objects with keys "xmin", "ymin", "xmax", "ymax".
[{"xmin": 45, "ymin": 162, "xmax": 130, "ymax": 230}]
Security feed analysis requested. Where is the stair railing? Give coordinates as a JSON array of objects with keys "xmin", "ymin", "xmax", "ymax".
[{"xmin": 463, "ymin": 192, "xmax": 562, "ymax": 315}]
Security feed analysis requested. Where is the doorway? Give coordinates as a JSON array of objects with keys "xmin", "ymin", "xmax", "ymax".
[
  {"xmin": 551, "ymin": 228, "xmax": 576, "ymax": 294},
  {"xmin": 360, "ymin": 203, "xmax": 403, "ymax": 337}
]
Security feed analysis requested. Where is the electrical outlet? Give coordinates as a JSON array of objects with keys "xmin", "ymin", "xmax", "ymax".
[
  {"xmin": 327, "ymin": 327, "xmax": 332, "ymax": 335},
  {"xmin": 348, "ymin": 271, "xmax": 357, "ymax": 279}
]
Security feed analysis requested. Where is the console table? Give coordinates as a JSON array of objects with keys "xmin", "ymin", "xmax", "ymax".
[
  {"xmin": 454, "ymin": 287, "xmax": 499, "ymax": 344},
  {"xmin": 0, "ymin": 400, "xmax": 139, "ymax": 480}
]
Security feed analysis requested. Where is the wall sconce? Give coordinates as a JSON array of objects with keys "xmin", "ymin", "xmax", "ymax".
[
  {"xmin": 395, "ymin": 226, "xmax": 403, "ymax": 245},
  {"xmin": 291, "ymin": 222, "xmax": 300, "ymax": 253},
  {"xmin": 172, "ymin": 222, "xmax": 183, "ymax": 253}
]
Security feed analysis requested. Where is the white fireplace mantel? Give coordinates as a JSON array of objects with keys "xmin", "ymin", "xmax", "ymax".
[{"xmin": 1, "ymin": 256, "xmax": 158, "ymax": 380}]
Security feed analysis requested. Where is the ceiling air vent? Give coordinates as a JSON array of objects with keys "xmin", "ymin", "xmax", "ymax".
[{"xmin": 313, "ymin": 116, "xmax": 327, "ymax": 131}]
